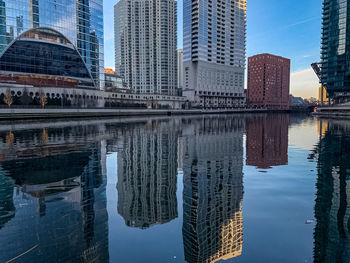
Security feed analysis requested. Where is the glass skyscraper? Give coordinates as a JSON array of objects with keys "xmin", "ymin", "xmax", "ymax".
[
  {"xmin": 320, "ymin": 0, "xmax": 350, "ymax": 101},
  {"xmin": 0, "ymin": 0, "xmax": 104, "ymax": 89}
]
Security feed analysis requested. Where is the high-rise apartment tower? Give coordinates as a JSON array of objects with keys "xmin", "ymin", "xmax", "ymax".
[
  {"xmin": 183, "ymin": 0, "xmax": 247, "ymax": 108},
  {"xmin": 114, "ymin": 0, "xmax": 177, "ymax": 95}
]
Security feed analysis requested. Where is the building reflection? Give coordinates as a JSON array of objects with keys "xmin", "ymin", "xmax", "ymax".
[
  {"xmin": 0, "ymin": 126, "xmax": 109, "ymax": 263},
  {"xmin": 117, "ymin": 120, "xmax": 179, "ymax": 229},
  {"xmin": 313, "ymin": 120, "xmax": 350, "ymax": 262},
  {"xmin": 0, "ymin": 170, "xmax": 15, "ymax": 229},
  {"xmin": 181, "ymin": 116, "xmax": 244, "ymax": 263},
  {"xmin": 246, "ymin": 114, "xmax": 289, "ymax": 169}
]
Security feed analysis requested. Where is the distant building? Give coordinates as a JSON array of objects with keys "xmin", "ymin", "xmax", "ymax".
[
  {"xmin": 289, "ymin": 95, "xmax": 309, "ymax": 108},
  {"xmin": 247, "ymin": 54, "xmax": 290, "ymax": 110},
  {"xmin": 182, "ymin": 0, "xmax": 247, "ymax": 108},
  {"xmin": 320, "ymin": 0, "xmax": 350, "ymax": 103},
  {"xmin": 104, "ymin": 68, "xmax": 115, "ymax": 75},
  {"xmin": 246, "ymin": 114, "xmax": 289, "ymax": 169},
  {"xmin": 177, "ymin": 49, "xmax": 183, "ymax": 96},
  {"xmin": 104, "ymin": 68, "xmax": 130, "ymax": 93},
  {"xmin": 318, "ymin": 86, "xmax": 328, "ymax": 105},
  {"xmin": 114, "ymin": 0, "xmax": 177, "ymax": 95}
]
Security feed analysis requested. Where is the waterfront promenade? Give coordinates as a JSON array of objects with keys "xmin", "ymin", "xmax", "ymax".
[{"xmin": 0, "ymin": 108, "xmax": 283, "ymax": 120}]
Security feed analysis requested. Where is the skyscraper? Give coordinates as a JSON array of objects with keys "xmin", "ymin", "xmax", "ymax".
[
  {"xmin": 320, "ymin": 0, "xmax": 350, "ymax": 102},
  {"xmin": 183, "ymin": 0, "xmax": 247, "ymax": 108},
  {"xmin": 0, "ymin": 0, "xmax": 104, "ymax": 89},
  {"xmin": 114, "ymin": 0, "xmax": 177, "ymax": 95}
]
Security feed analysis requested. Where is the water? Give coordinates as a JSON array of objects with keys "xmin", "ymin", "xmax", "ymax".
[{"xmin": 0, "ymin": 114, "xmax": 348, "ymax": 263}]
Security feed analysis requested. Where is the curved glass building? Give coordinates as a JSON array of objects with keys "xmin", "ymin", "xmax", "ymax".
[
  {"xmin": 0, "ymin": 28, "xmax": 95, "ymax": 89},
  {"xmin": 0, "ymin": 0, "xmax": 104, "ymax": 89}
]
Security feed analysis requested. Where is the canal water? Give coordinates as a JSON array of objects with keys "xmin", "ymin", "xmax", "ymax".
[{"xmin": 0, "ymin": 114, "xmax": 348, "ymax": 263}]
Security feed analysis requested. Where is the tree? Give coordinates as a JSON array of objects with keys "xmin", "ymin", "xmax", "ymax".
[
  {"xmin": 39, "ymin": 91, "xmax": 47, "ymax": 108},
  {"xmin": 3, "ymin": 89, "xmax": 13, "ymax": 107}
]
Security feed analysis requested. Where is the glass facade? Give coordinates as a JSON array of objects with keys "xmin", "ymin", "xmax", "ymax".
[
  {"xmin": 321, "ymin": 0, "xmax": 350, "ymax": 98},
  {"xmin": 0, "ymin": 28, "xmax": 94, "ymax": 89},
  {"xmin": 0, "ymin": 0, "xmax": 104, "ymax": 89}
]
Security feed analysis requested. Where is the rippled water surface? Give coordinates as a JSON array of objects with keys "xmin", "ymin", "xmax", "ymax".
[{"xmin": 0, "ymin": 114, "xmax": 348, "ymax": 263}]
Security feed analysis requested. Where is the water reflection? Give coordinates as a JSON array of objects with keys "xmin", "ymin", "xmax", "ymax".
[
  {"xmin": 117, "ymin": 120, "xmax": 180, "ymax": 228},
  {"xmin": 1, "ymin": 115, "xmax": 350, "ymax": 262},
  {"xmin": 246, "ymin": 114, "xmax": 289, "ymax": 169},
  {"xmin": 313, "ymin": 119, "xmax": 350, "ymax": 262},
  {"xmin": 181, "ymin": 116, "xmax": 244, "ymax": 263},
  {"xmin": 0, "ymin": 170, "xmax": 15, "ymax": 229},
  {"xmin": 0, "ymin": 126, "xmax": 109, "ymax": 263}
]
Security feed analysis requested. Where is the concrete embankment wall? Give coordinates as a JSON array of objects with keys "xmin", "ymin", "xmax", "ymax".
[
  {"xmin": 0, "ymin": 108, "xmax": 281, "ymax": 120},
  {"xmin": 313, "ymin": 105, "xmax": 350, "ymax": 118}
]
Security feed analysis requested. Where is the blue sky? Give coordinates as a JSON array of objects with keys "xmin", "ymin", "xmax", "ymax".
[{"xmin": 104, "ymin": 0, "xmax": 322, "ymax": 98}]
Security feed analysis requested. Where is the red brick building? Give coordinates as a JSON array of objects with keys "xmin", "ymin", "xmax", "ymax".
[{"xmin": 247, "ymin": 54, "xmax": 290, "ymax": 110}]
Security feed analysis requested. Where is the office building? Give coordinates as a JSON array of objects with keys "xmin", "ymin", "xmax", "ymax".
[
  {"xmin": 183, "ymin": 0, "xmax": 247, "ymax": 108},
  {"xmin": 114, "ymin": 0, "xmax": 177, "ymax": 95},
  {"xmin": 0, "ymin": 0, "xmax": 104, "ymax": 90},
  {"xmin": 247, "ymin": 54, "xmax": 290, "ymax": 110},
  {"xmin": 320, "ymin": 0, "xmax": 350, "ymax": 103},
  {"xmin": 178, "ymin": 49, "xmax": 184, "ymax": 95}
]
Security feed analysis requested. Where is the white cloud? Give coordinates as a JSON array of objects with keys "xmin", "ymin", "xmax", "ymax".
[{"xmin": 290, "ymin": 68, "xmax": 319, "ymax": 99}]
